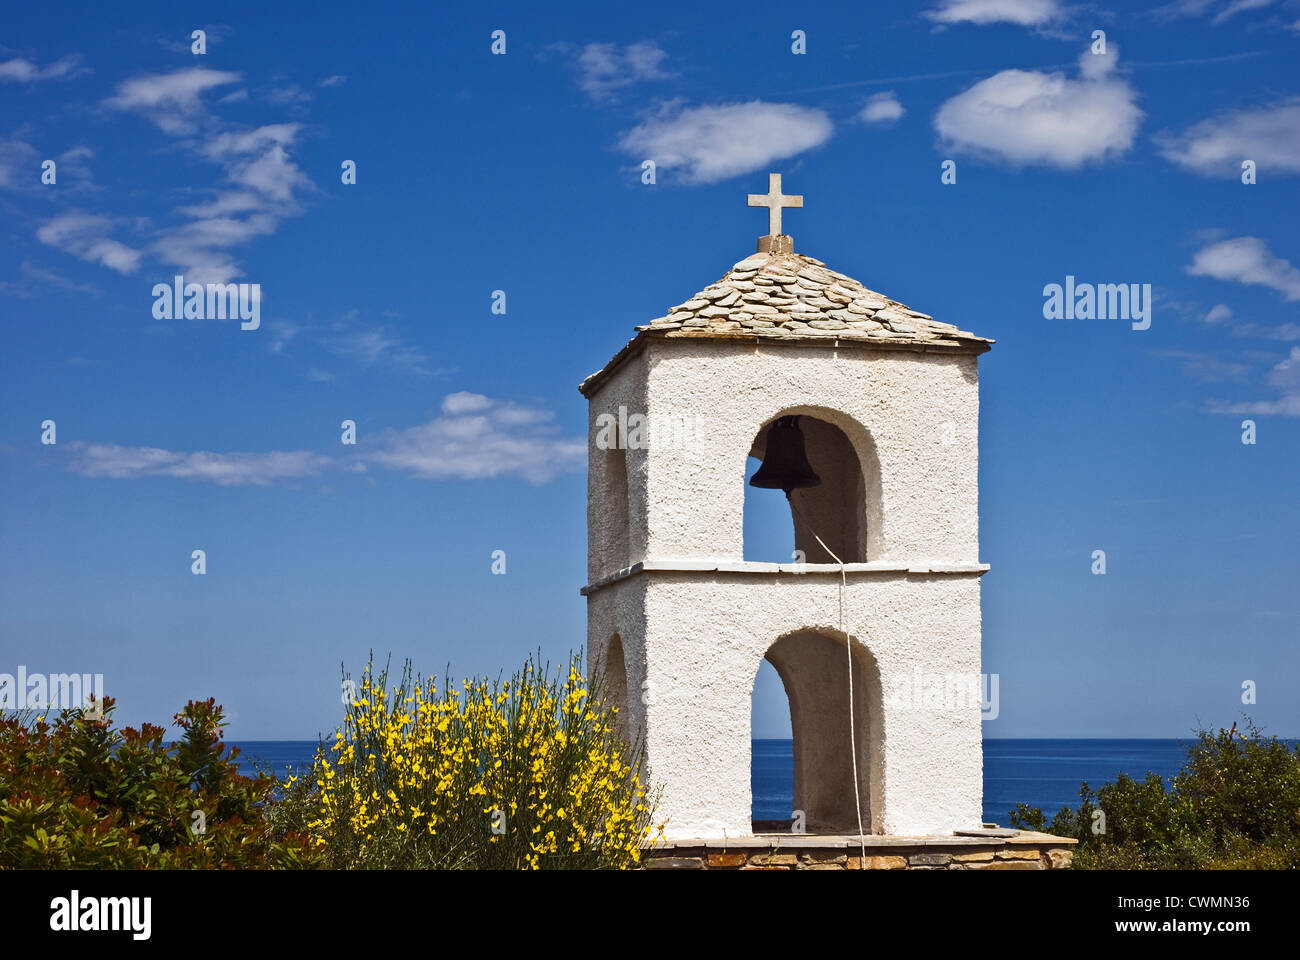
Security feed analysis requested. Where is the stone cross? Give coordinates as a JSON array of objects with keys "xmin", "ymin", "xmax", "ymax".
[{"xmin": 748, "ymin": 173, "xmax": 803, "ymax": 237}]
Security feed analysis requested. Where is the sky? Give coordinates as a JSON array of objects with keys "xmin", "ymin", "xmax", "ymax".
[{"xmin": 1, "ymin": 0, "xmax": 1298, "ymax": 742}]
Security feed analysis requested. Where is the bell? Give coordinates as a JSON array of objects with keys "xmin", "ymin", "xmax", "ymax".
[{"xmin": 750, "ymin": 416, "xmax": 821, "ymax": 493}]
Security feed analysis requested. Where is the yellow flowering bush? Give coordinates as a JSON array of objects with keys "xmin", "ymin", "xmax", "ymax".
[{"xmin": 283, "ymin": 652, "xmax": 661, "ymax": 869}]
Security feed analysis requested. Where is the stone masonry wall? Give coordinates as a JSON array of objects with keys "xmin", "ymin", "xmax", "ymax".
[{"xmin": 642, "ymin": 831, "xmax": 1075, "ymax": 870}]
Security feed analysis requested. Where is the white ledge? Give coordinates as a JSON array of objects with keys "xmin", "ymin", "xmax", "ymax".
[{"xmin": 580, "ymin": 558, "xmax": 990, "ymax": 595}]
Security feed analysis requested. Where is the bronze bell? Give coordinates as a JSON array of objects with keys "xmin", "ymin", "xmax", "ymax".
[{"xmin": 750, "ymin": 416, "xmax": 821, "ymax": 493}]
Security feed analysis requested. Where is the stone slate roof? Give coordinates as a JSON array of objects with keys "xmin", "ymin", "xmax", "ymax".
[
  {"xmin": 641, "ymin": 249, "xmax": 990, "ymax": 347},
  {"xmin": 580, "ymin": 246, "xmax": 991, "ymax": 395}
]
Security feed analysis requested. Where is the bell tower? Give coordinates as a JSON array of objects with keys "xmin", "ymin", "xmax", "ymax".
[{"xmin": 580, "ymin": 174, "xmax": 993, "ymax": 840}]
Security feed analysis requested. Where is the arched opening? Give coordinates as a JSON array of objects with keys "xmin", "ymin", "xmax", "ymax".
[
  {"xmin": 752, "ymin": 630, "xmax": 883, "ymax": 834},
  {"xmin": 750, "ymin": 659, "xmax": 793, "ymax": 830},
  {"xmin": 602, "ymin": 633, "xmax": 628, "ymax": 743},
  {"xmin": 600, "ymin": 445, "xmax": 629, "ymax": 573},
  {"xmin": 743, "ymin": 411, "xmax": 878, "ymax": 563}
]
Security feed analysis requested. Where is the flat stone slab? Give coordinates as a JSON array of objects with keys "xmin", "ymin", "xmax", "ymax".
[
  {"xmin": 642, "ymin": 831, "xmax": 1076, "ymax": 870},
  {"xmin": 652, "ymin": 831, "xmax": 1071, "ymax": 850},
  {"xmin": 582, "ymin": 558, "xmax": 991, "ymax": 595}
]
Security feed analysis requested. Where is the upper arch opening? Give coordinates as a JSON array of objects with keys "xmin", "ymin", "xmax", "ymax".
[{"xmin": 743, "ymin": 407, "xmax": 882, "ymax": 563}]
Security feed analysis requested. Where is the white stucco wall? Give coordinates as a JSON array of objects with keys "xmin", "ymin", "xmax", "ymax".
[
  {"xmin": 586, "ymin": 349, "xmax": 648, "ymax": 582},
  {"xmin": 584, "ymin": 335, "xmax": 986, "ymax": 839},
  {"xmin": 641, "ymin": 338, "xmax": 980, "ymax": 565}
]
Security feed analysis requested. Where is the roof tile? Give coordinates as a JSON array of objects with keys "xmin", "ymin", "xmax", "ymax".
[{"xmin": 630, "ymin": 250, "xmax": 992, "ymax": 349}]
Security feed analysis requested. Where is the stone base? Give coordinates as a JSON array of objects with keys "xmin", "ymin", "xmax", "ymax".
[
  {"xmin": 756, "ymin": 234, "xmax": 794, "ymax": 254},
  {"xmin": 642, "ymin": 828, "xmax": 1075, "ymax": 871}
]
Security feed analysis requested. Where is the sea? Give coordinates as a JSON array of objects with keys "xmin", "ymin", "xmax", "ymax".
[{"xmin": 232, "ymin": 737, "xmax": 1216, "ymax": 826}]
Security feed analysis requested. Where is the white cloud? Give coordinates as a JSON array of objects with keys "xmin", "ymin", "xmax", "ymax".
[
  {"xmin": 61, "ymin": 395, "xmax": 584, "ymax": 485},
  {"xmin": 1187, "ymin": 236, "xmax": 1300, "ymax": 301},
  {"xmin": 366, "ymin": 393, "xmax": 585, "ymax": 484},
  {"xmin": 1156, "ymin": 98, "xmax": 1300, "ymax": 178},
  {"xmin": 175, "ymin": 191, "xmax": 264, "ymax": 218},
  {"xmin": 1211, "ymin": 346, "xmax": 1300, "ymax": 416},
  {"xmin": 229, "ymin": 142, "xmax": 307, "ymax": 203},
  {"xmin": 934, "ymin": 47, "xmax": 1141, "ymax": 168},
  {"xmin": 51, "ymin": 145, "xmax": 95, "ymax": 191},
  {"xmin": 154, "ymin": 214, "xmax": 279, "ymax": 284},
  {"xmin": 0, "ymin": 140, "xmax": 95, "ymax": 192},
  {"xmin": 1205, "ymin": 303, "xmax": 1233, "ymax": 323},
  {"xmin": 1, "ymin": 258, "xmax": 104, "ymax": 299},
  {"xmin": 0, "ymin": 137, "xmax": 38, "ymax": 189},
  {"xmin": 319, "ymin": 75, "xmax": 347, "ymax": 88},
  {"xmin": 202, "ymin": 124, "xmax": 310, "ymax": 203},
  {"xmin": 1154, "ymin": 0, "xmax": 1211, "ymax": 14},
  {"xmin": 266, "ymin": 319, "xmax": 303, "ymax": 354},
  {"xmin": 36, "ymin": 212, "xmax": 142, "ymax": 274},
  {"xmin": 1197, "ymin": 300, "xmax": 1300, "ymax": 340},
  {"xmin": 1153, "ymin": 0, "xmax": 1298, "ymax": 29},
  {"xmin": 573, "ymin": 41, "xmax": 671, "ymax": 100},
  {"xmin": 1151, "ymin": 0, "xmax": 1279, "ymax": 20},
  {"xmin": 923, "ymin": 0, "xmax": 1063, "ymax": 26},
  {"xmin": 264, "ymin": 309, "xmax": 436, "ymax": 378},
  {"xmin": 619, "ymin": 100, "xmax": 832, "ymax": 184},
  {"xmin": 203, "ymin": 124, "xmax": 298, "ymax": 158},
  {"xmin": 104, "ymin": 67, "xmax": 240, "ymax": 134},
  {"xmin": 0, "ymin": 54, "xmax": 88, "ymax": 83},
  {"xmin": 65, "ymin": 444, "xmax": 334, "ymax": 485},
  {"xmin": 43, "ymin": 72, "xmax": 311, "ymax": 284},
  {"xmin": 266, "ymin": 83, "xmax": 312, "ymax": 106},
  {"xmin": 859, "ymin": 92, "xmax": 905, "ymax": 125},
  {"xmin": 20, "ymin": 260, "xmax": 101, "ymax": 296},
  {"xmin": 442, "ymin": 392, "xmax": 494, "ymax": 414},
  {"xmin": 1211, "ymin": 0, "xmax": 1277, "ymax": 23},
  {"xmin": 1151, "ymin": 0, "xmax": 1218, "ymax": 17},
  {"xmin": 1268, "ymin": 346, "xmax": 1300, "ymax": 390},
  {"xmin": 1157, "ymin": 350, "xmax": 1252, "ymax": 382},
  {"xmin": 58, "ymin": 144, "xmax": 93, "ymax": 163},
  {"xmin": 321, "ymin": 321, "xmax": 434, "ymax": 375},
  {"xmin": 156, "ymin": 124, "xmax": 313, "ymax": 283},
  {"xmin": 1231, "ymin": 321, "xmax": 1300, "ymax": 340}
]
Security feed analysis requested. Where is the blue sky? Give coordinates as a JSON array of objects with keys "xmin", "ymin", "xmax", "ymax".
[{"xmin": 2, "ymin": 0, "xmax": 1298, "ymax": 741}]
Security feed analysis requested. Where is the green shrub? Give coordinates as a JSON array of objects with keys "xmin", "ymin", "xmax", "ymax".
[
  {"xmin": 1009, "ymin": 721, "xmax": 1300, "ymax": 869},
  {"xmin": 0, "ymin": 697, "xmax": 320, "ymax": 868}
]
